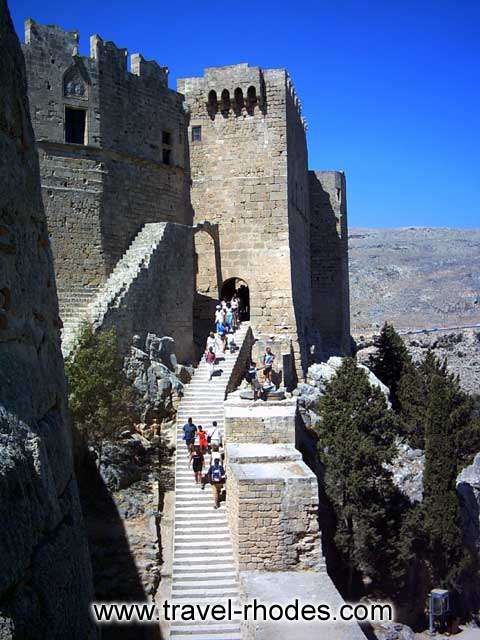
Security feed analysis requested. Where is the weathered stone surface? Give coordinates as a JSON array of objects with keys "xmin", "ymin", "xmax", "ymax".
[
  {"xmin": 457, "ymin": 453, "xmax": 480, "ymax": 551},
  {"xmin": 239, "ymin": 571, "xmax": 366, "ymax": 639},
  {"xmin": 306, "ymin": 356, "xmax": 390, "ymax": 400},
  {"xmin": 225, "ymin": 396, "xmax": 297, "ymax": 444},
  {"xmin": 386, "ymin": 441, "xmax": 425, "ymax": 504},
  {"xmin": 372, "ymin": 622, "xmax": 415, "ymax": 640},
  {"xmin": 0, "ymin": 3, "xmax": 95, "ymax": 634},
  {"xmin": 123, "ymin": 333, "xmax": 187, "ymax": 422},
  {"xmin": 178, "ymin": 65, "xmax": 350, "ymax": 374}
]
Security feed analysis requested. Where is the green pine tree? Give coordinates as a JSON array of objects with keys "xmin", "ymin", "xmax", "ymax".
[
  {"xmin": 65, "ymin": 323, "xmax": 137, "ymax": 451},
  {"xmin": 369, "ymin": 322, "xmax": 412, "ymax": 410},
  {"xmin": 316, "ymin": 357, "xmax": 399, "ymax": 591}
]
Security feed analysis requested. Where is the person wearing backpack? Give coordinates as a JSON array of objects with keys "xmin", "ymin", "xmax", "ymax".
[
  {"xmin": 201, "ymin": 445, "xmax": 222, "ymax": 489},
  {"xmin": 206, "ymin": 457, "xmax": 226, "ymax": 508},
  {"xmin": 189, "ymin": 445, "xmax": 204, "ymax": 484}
]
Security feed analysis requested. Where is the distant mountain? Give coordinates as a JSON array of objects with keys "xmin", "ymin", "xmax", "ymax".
[{"xmin": 348, "ymin": 227, "xmax": 480, "ymax": 336}]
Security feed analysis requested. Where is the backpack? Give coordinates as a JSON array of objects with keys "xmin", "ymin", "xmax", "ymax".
[{"xmin": 211, "ymin": 466, "xmax": 223, "ymax": 483}]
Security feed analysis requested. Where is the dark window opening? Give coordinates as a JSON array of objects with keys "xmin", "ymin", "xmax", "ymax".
[
  {"xmin": 65, "ymin": 107, "xmax": 86, "ymax": 144},
  {"xmin": 162, "ymin": 130, "xmax": 171, "ymax": 145},
  {"xmin": 162, "ymin": 148, "xmax": 171, "ymax": 165},
  {"xmin": 192, "ymin": 126, "xmax": 202, "ymax": 142}
]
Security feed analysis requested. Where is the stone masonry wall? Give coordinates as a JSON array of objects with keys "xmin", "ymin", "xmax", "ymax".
[
  {"xmin": 0, "ymin": 3, "xmax": 96, "ymax": 636},
  {"xmin": 286, "ymin": 80, "xmax": 312, "ymax": 369},
  {"xmin": 178, "ymin": 65, "xmax": 310, "ymax": 375},
  {"xmin": 23, "ymin": 20, "xmax": 191, "ymax": 316},
  {"xmin": 226, "ymin": 456, "xmax": 321, "ymax": 571},
  {"xmin": 224, "ymin": 398, "xmax": 297, "ymax": 444},
  {"xmin": 98, "ymin": 222, "xmax": 195, "ymax": 362},
  {"xmin": 309, "ymin": 170, "xmax": 351, "ymax": 356}
]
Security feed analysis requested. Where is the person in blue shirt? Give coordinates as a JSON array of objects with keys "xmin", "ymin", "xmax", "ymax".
[{"xmin": 183, "ymin": 417, "xmax": 197, "ymax": 448}]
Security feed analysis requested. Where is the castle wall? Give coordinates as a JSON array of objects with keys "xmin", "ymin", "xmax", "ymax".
[
  {"xmin": 97, "ymin": 222, "xmax": 195, "ymax": 363},
  {"xmin": 178, "ymin": 65, "xmax": 310, "ymax": 373},
  {"xmin": 23, "ymin": 20, "xmax": 191, "ymax": 315},
  {"xmin": 309, "ymin": 171, "xmax": 351, "ymax": 355},
  {"xmin": 286, "ymin": 81, "xmax": 312, "ymax": 368},
  {"xmin": 0, "ymin": 3, "xmax": 95, "ymax": 635}
]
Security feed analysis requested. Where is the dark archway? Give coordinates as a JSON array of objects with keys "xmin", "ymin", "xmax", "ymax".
[{"xmin": 221, "ymin": 277, "xmax": 250, "ymax": 321}]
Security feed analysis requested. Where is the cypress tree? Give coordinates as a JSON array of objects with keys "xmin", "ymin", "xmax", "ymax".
[
  {"xmin": 423, "ymin": 373, "xmax": 465, "ymax": 586},
  {"xmin": 369, "ymin": 322, "xmax": 412, "ymax": 410},
  {"xmin": 317, "ymin": 358, "xmax": 398, "ymax": 590}
]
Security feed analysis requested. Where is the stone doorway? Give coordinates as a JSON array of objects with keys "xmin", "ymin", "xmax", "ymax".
[{"xmin": 221, "ymin": 278, "xmax": 250, "ymax": 321}]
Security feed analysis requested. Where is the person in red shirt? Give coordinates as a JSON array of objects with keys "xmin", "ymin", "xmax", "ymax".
[{"xmin": 196, "ymin": 425, "xmax": 208, "ymax": 453}]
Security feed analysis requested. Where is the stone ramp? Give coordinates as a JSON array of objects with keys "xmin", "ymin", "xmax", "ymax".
[
  {"xmin": 169, "ymin": 323, "xmax": 250, "ymax": 640},
  {"xmin": 61, "ymin": 222, "xmax": 168, "ymax": 357}
]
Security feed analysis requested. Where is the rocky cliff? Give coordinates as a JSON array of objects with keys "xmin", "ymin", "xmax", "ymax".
[{"xmin": 0, "ymin": 1, "xmax": 96, "ymax": 636}]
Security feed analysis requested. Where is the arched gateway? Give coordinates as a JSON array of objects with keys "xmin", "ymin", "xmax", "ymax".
[{"xmin": 221, "ymin": 277, "xmax": 250, "ymax": 321}]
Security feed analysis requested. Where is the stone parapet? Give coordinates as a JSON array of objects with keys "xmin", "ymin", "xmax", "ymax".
[
  {"xmin": 224, "ymin": 396, "xmax": 297, "ymax": 444},
  {"xmin": 225, "ymin": 441, "xmax": 322, "ymax": 572}
]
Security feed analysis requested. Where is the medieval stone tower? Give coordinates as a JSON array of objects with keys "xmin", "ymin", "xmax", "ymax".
[
  {"xmin": 179, "ymin": 64, "xmax": 350, "ymax": 371},
  {"xmin": 21, "ymin": 20, "xmax": 351, "ymax": 378}
]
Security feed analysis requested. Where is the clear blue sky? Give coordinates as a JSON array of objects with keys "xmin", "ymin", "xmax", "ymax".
[{"xmin": 9, "ymin": 0, "xmax": 480, "ymax": 228}]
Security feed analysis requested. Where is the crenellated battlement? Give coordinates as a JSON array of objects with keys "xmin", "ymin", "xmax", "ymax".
[
  {"xmin": 130, "ymin": 53, "xmax": 169, "ymax": 85},
  {"xmin": 286, "ymin": 72, "xmax": 307, "ymax": 130},
  {"xmin": 24, "ymin": 19, "xmax": 168, "ymax": 87},
  {"xmin": 24, "ymin": 18, "xmax": 79, "ymax": 54}
]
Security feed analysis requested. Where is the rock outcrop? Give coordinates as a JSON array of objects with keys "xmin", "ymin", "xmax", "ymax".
[
  {"xmin": 123, "ymin": 333, "xmax": 192, "ymax": 422},
  {"xmin": 457, "ymin": 453, "xmax": 480, "ymax": 552},
  {"xmin": 372, "ymin": 622, "xmax": 415, "ymax": 640},
  {"xmin": 296, "ymin": 356, "xmax": 390, "ymax": 428},
  {"xmin": 0, "ymin": 1, "xmax": 96, "ymax": 636},
  {"xmin": 386, "ymin": 441, "xmax": 425, "ymax": 504}
]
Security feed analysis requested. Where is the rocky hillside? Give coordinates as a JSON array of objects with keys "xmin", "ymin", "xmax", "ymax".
[{"xmin": 349, "ymin": 228, "xmax": 480, "ymax": 335}]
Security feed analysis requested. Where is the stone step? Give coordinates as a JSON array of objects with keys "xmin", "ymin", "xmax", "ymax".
[
  {"xmin": 171, "ymin": 589, "xmax": 239, "ymax": 600},
  {"xmin": 170, "ymin": 623, "xmax": 241, "ymax": 635},
  {"xmin": 172, "ymin": 578, "xmax": 238, "ymax": 590},
  {"xmin": 173, "ymin": 571, "xmax": 237, "ymax": 580},
  {"xmin": 170, "ymin": 623, "xmax": 242, "ymax": 640}
]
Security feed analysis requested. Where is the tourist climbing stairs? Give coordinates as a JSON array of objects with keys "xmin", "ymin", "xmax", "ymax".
[{"xmin": 169, "ymin": 323, "xmax": 250, "ymax": 639}]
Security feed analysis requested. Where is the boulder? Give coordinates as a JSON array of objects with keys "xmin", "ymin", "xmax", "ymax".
[
  {"xmin": 456, "ymin": 452, "xmax": 480, "ymax": 551},
  {"xmin": 124, "ymin": 333, "xmax": 184, "ymax": 422},
  {"xmin": 386, "ymin": 440, "xmax": 424, "ymax": 503},
  {"xmin": 372, "ymin": 622, "xmax": 415, "ymax": 640},
  {"xmin": 305, "ymin": 357, "xmax": 390, "ymax": 402}
]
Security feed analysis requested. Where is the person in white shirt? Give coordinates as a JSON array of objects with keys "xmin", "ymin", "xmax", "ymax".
[
  {"xmin": 207, "ymin": 421, "xmax": 222, "ymax": 449},
  {"xmin": 215, "ymin": 305, "xmax": 224, "ymax": 324},
  {"xmin": 206, "ymin": 331, "xmax": 216, "ymax": 356}
]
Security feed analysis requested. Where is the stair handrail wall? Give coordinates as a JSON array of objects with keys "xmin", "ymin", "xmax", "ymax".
[{"xmin": 225, "ymin": 325, "xmax": 255, "ymax": 398}]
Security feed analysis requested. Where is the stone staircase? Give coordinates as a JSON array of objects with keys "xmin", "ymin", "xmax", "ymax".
[
  {"xmin": 60, "ymin": 223, "xmax": 168, "ymax": 357},
  {"xmin": 169, "ymin": 322, "xmax": 250, "ymax": 640}
]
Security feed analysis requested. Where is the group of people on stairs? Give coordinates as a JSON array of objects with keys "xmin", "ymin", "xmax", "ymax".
[
  {"xmin": 182, "ymin": 418, "xmax": 226, "ymax": 509},
  {"xmin": 180, "ymin": 295, "xmax": 243, "ymax": 508},
  {"xmin": 205, "ymin": 296, "xmax": 241, "ymax": 381}
]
